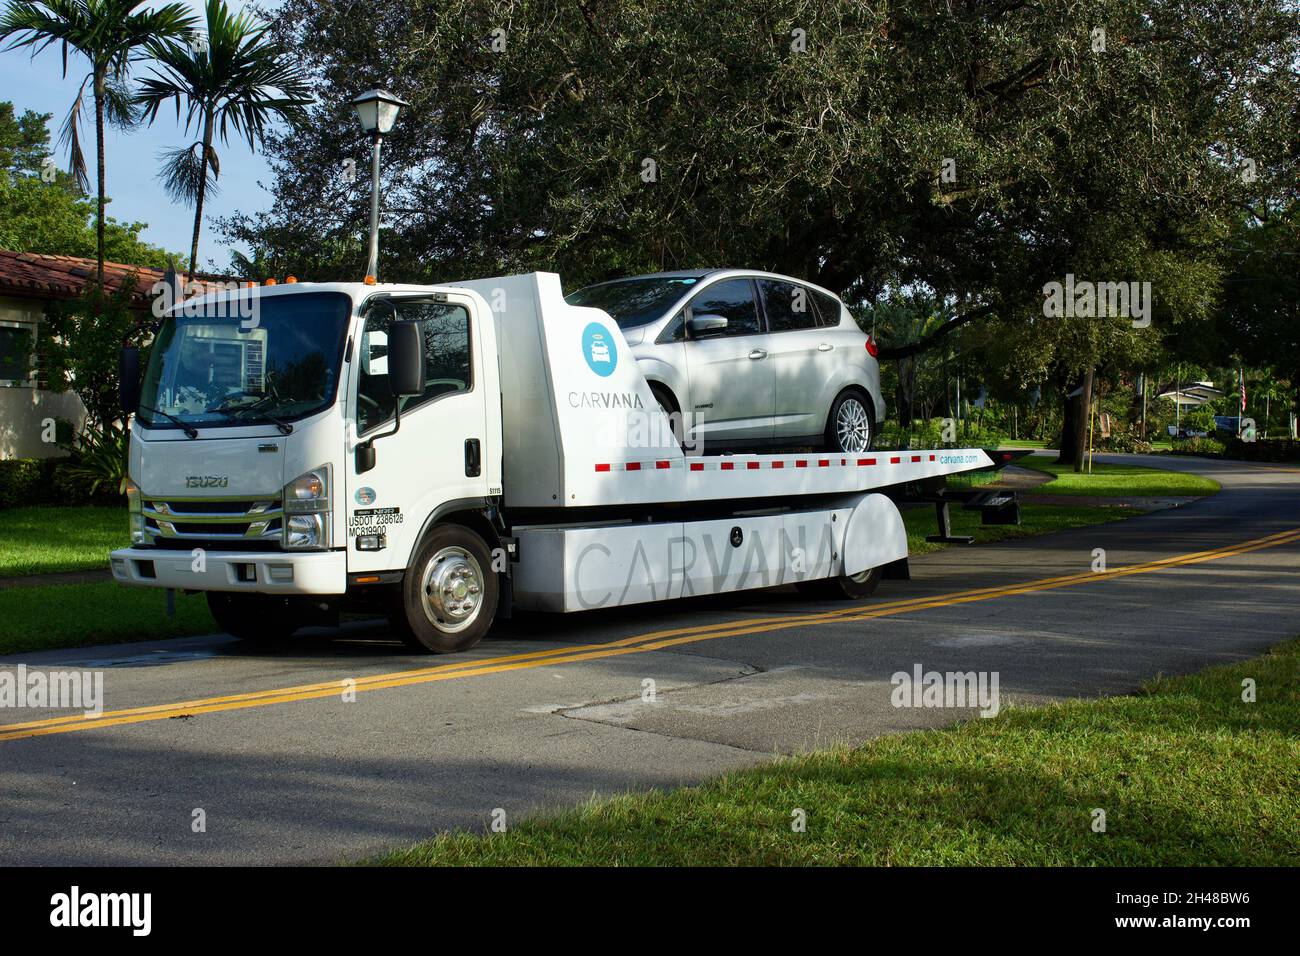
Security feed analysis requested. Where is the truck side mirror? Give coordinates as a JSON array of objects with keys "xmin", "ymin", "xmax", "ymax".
[
  {"xmin": 120, "ymin": 346, "xmax": 141, "ymax": 415},
  {"xmin": 386, "ymin": 320, "xmax": 425, "ymax": 397},
  {"xmin": 687, "ymin": 313, "xmax": 728, "ymax": 338}
]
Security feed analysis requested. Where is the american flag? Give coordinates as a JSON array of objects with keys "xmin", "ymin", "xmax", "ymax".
[{"xmin": 1239, "ymin": 370, "xmax": 1247, "ymax": 412}]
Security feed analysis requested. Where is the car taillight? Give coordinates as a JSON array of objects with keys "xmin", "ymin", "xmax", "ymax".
[{"xmin": 864, "ymin": 335, "xmax": 879, "ymax": 358}]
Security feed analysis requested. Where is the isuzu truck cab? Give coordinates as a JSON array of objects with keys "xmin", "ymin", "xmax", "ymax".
[{"xmin": 112, "ymin": 272, "xmax": 993, "ymax": 653}]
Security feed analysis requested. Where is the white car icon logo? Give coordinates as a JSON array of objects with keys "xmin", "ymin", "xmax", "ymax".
[{"xmin": 590, "ymin": 339, "xmax": 611, "ymax": 363}]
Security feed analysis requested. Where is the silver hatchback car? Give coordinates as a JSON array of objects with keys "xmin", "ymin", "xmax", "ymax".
[{"xmin": 566, "ymin": 269, "xmax": 885, "ymax": 452}]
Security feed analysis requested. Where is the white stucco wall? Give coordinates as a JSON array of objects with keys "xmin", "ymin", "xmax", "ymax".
[{"xmin": 0, "ymin": 295, "xmax": 87, "ymax": 459}]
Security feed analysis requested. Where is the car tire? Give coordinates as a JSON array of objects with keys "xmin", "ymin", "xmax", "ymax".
[
  {"xmin": 389, "ymin": 524, "xmax": 498, "ymax": 653},
  {"xmin": 649, "ymin": 383, "xmax": 686, "ymax": 448},
  {"xmin": 794, "ymin": 566, "xmax": 883, "ymax": 600},
  {"xmin": 825, "ymin": 388, "xmax": 874, "ymax": 453},
  {"xmin": 207, "ymin": 592, "xmax": 301, "ymax": 643}
]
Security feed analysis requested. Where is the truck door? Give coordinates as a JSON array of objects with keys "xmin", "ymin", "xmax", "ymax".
[
  {"xmin": 682, "ymin": 278, "xmax": 774, "ymax": 447},
  {"xmin": 345, "ymin": 294, "xmax": 489, "ymax": 572}
]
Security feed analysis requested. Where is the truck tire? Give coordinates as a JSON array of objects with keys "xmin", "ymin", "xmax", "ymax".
[
  {"xmin": 795, "ymin": 565, "xmax": 883, "ymax": 600},
  {"xmin": 825, "ymin": 388, "xmax": 874, "ymax": 453},
  {"xmin": 206, "ymin": 592, "xmax": 301, "ymax": 643},
  {"xmin": 391, "ymin": 524, "xmax": 498, "ymax": 653}
]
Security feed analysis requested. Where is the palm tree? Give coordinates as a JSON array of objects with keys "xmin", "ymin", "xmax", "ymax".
[
  {"xmin": 0, "ymin": 0, "xmax": 196, "ymax": 287},
  {"xmin": 137, "ymin": 0, "xmax": 309, "ymax": 279}
]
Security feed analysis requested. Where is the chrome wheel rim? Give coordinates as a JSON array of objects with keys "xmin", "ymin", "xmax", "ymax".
[
  {"xmin": 836, "ymin": 398, "xmax": 871, "ymax": 452},
  {"xmin": 419, "ymin": 546, "xmax": 484, "ymax": 633}
]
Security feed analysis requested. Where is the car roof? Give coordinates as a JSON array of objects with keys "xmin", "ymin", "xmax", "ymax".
[{"xmin": 576, "ymin": 268, "xmax": 841, "ymax": 299}]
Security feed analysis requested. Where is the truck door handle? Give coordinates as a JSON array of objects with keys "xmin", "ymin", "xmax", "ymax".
[
  {"xmin": 748, "ymin": 349, "xmax": 768, "ymax": 360},
  {"xmin": 464, "ymin": 438, "xmax": 481, "ymax": 477},
  {"xmin": 817, "ymin": 343, "xmax": 833, "ymax": 352}
]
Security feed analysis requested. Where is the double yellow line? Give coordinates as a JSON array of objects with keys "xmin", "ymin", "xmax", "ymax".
[{"xmin": 3, "ymin": 526, "xmax": 1298, "ymax": 743}]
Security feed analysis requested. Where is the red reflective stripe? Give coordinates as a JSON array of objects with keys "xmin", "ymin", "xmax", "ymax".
[
  {"xmin": 690, "ymin": 462, "xmax": 704, "ymax": 471},
  {"xmin": 911, "ymin": 455, "xmax": 921, "ymax": 462},
  {"xmin": 929, "ymin": 455, "xmax": 936, "ymax": 461},
  {"xmin": 656, "ymin": 460, "xmax": 671, "ymax": 469},
  {"xmin": 795, "ymin": 460, "xmax": 807, "ymax": 468},
  {"xmin": 818, "ymin": 459, "xmax": 829, "ymax": 467},
  {"xmin": 858, "ymin": 457, "xmax": 876, "ymax": 466},
  {"xmin": 721, "ymin": 461, "xmax": 735, "ymax": 470},
  {"xmin": 772, "ymin": 461, "xmax": 784, "ymax": 469},
  {"xmin": 747, "ymin": 461, "xmax": 761, "ymax": 470},
  {"xmin": 890, "ymin": 456, "xmax": 901, "ymax": 463},
  {"xmin": 594, "ymin": 463, "xmax": 610, "ymax": 472},
  {"xmin": 626, "ymin": 462, "xmax": 641, "ymax": 471}
]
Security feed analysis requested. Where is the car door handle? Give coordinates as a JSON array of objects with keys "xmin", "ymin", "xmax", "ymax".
[
  {"xmin": 748, "ymin": 349, "xmax": 768, "ymax": 360},
  {"xmin": 817, "ymin": 343, "xmax": 834, "ymax": 352}
]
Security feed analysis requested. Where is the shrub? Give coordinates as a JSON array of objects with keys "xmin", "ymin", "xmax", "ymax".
[
  {"xmin": 1170, "ymin": 436, "xmax": 1226, "ymax": 457},
  {"xmin": 56, "ymin": 424, "xmax": 129, "ymax": 501},
  {"xmin": 0, "ymin": 457, "xmax": 63, "ymax": 509}
]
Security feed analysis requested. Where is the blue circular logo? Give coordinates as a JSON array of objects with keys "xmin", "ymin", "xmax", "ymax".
[
  {"xmin": 581, "ymin": 322, "xmax": 617, "ymax": 377},
  {"xmin": 354, "ymin": 487, "xmax": 376, "ymax": 505}
]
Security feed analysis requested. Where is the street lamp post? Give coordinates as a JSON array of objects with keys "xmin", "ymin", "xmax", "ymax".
[{"xmin": 351, "ymin": 89, "xmax": 409, "ymax": 282}]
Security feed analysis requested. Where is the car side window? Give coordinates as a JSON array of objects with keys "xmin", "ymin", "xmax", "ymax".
[
  {"xmin": 811, "ymin": 290, "xmax": 843, "ymax": 327},
  {"xmin": 656, "ymin": 309, "xmax": 686, "ymax": 343},
  {"xmin": 759, "ymin": 280, "xmax": 820, "ymax": 332},
  {"xmin": 357, "ymin": 300, "xmax": 472, "ymax": 434},
  {"xmin": 688, "ymin": 279, "xmax": 760, "ymax": 337}
]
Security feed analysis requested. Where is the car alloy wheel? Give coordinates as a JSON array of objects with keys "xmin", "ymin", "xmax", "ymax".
[{"xmin": 835, "ymin": 396, "xmax": 872, "ymax": 452}]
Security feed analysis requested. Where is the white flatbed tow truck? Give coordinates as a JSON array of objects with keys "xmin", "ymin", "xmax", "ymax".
[{"xmin": 111, "ymin": 272, "xmax": 996, "ymax": 652}]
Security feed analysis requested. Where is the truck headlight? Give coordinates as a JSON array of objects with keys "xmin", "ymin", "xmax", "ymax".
[
  {"xmin": 283, "ymin": 466, "xmax": 331, "ymax": 549},
  {"xmin": 125, "ymin": 478, "xmax": 147, "ymax": 545}
]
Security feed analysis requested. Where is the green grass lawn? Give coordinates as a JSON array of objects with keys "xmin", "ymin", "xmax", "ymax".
[
  {"xmin": 0, "ymin": 582, "xmax": 215, "ymax": 655},
  {"xmin": 374, "ymin": 639, "xmax": 1300, "ymax": 866},
  {"xmin": 903, "ymin": 502, "xmax": 1131, "ymax": 556},
  {"xmin": 0, "ymin": 506, "xmax": 126, "ymax": 576},
  {"xmin": 1017, "ymin": 458, "xmax": 1220, "ymax": 497}
]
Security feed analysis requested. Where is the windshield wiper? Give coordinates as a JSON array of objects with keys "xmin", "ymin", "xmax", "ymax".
[
  {"xmin": 208, "ymin": 402, "xmax": 294, "ymax": 435},
  {"xmin": 138, "ymin": 405, "xmax": 199, "ymax": 439}
]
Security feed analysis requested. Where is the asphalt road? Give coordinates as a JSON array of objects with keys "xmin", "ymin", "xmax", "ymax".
[{"xmin": 2, "ymin": 453, "xmax": 1297, "ymax": 865}]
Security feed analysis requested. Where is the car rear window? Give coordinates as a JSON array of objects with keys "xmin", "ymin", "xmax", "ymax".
[
  {"xmin": 758, "ymin": 280, "xmax": 820, "ymax": 332},
  {"xmin": 811, "ymin": 290, "xmax": 843, "ymax": 327}
]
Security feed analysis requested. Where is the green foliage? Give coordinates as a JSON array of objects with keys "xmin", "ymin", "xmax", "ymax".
[
  {"xmin": 56, "ymin": 421, "xmax": 128, "ymax": 498},
  {"xmin": 38, "ymin": 279, "xmax": 150, "ymax": 431},
  {"xmin": 0, "ymin": 99, "xmax": 180, "ymax": 265},
  {"xmin": 0, "ymin": 457, "xmax": 55, "ymax": 509},
  {"xmin": 877, "ymin": 415, "xmax": 1006, "ymax": 451},
  {"xmin": 136, "ymin": 0, "xmax": 310, "ymax": 273},
  {"xmin": 0, "ymin": 0, "xmax": 197, "ymax": 276},
  {"xmin": 1170, "ymin": 436, "xmax": 1227, "ymax": 457}
]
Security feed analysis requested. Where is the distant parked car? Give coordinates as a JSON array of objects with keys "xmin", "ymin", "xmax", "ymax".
[{"xmin": 565, "ymin": 269, "xmax": 884, "ymax": 452}]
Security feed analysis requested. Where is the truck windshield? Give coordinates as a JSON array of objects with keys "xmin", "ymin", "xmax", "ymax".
[
  {"xmin": 565, "ymin": 276, "xmax": 699, "ymax": 329},
  {"xmin": 137, "ymin": 291, "xmax": 352, "ymax": 430}
]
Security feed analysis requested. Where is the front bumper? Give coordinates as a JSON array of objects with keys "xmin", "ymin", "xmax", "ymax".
[{"xmin": 110, "ymin": 547, "xmax": 347, "ymax": 595}]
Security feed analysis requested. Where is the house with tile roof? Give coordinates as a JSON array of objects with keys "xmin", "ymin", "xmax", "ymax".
[{"xmin": 0, "ymin": 250, "xmax": 231, "ymax": 458}]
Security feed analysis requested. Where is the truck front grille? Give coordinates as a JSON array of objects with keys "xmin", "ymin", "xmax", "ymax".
[{"xmin": 142, "ymin": 497, "xmax": 283, "ymax": 543}]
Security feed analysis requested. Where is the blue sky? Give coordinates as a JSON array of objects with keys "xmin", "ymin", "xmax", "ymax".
[{"xmin": 0, "ymin": 0, "xmax": 283, "ymax": 271}]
